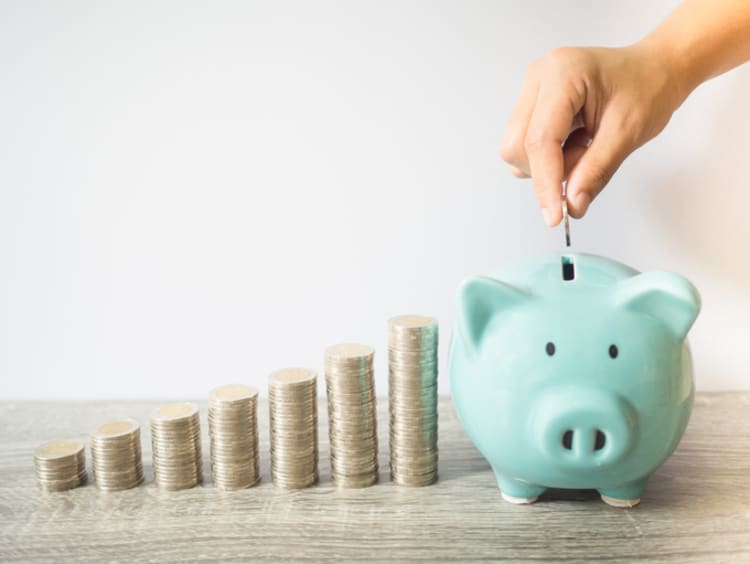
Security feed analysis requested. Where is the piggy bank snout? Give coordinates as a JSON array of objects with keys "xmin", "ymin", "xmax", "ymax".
[{"xmin": 533, "ymin": 388, "xmax": 637, "ymax": 469}]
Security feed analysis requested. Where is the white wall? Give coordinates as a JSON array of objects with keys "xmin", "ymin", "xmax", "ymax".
[{"xmin": 1, "ymin": 0, "xmax": 747, "ymax": 400}]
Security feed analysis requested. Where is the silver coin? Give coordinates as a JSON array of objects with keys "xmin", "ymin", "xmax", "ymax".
[
  {"xmin": 562, "ymin": 193, "xmax": 571, "ymax": 247},
  {"xmin": 324, "ymin": 343, "xmax": 379, "ymax": 488},
  {"xmin": 90, "ymin": 418, "xmax": 144, "ymax": 492},
  {"xmin": 268, "ymin": 368, "xmax": 319, "ymax": 489},
  {"xmin": 208, "ymin": 384, "xmax": 261, "ymax": 491},
  {"xmin": 388, "ymin": 315, "xmax": 439, "ymax": 487},
  {"xmin": 150, "ymin": 403, "xmax": 202, "ymax": 491},
  {"xmin": 34, "ymin": 440, "xmax": 87, "ymax": 492}
]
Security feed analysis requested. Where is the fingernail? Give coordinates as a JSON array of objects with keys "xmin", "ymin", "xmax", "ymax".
[
  {"xmin": 541, "ymin": 207, "xmax": 554, "ymax": 226},
  {"xmin": 571, "ymin": 191, "xmax": 591, "ymax": 215}
]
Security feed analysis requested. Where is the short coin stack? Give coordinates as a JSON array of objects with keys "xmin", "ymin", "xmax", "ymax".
[
  {"xmin": 150, "ymin": 402, "xmax": 203, "ymax": 490},
  {"xmin": 324, "ymin": 343, "xmax": 379, "ymax": 488},
  {"xmin": 388, "ymin": 315, "xmax": 439, "ymax": 486},
  {"xmin": 268, "ymin": 368, "xmax": 319, "ymax": 489},
  {"xmin": 34, "ymin": 439, "xmax": 87, "ymax": 492},
  {"xmin": 90, "ymin": 418, "xmax": 144, "ymax": 491},
  {"xmin": 208, "ymin": 384, "xmax": 260, "ymax": 490}
]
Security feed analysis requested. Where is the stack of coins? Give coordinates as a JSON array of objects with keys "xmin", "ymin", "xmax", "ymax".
[
  {"xmin": 208, "ymin": 384, "xmax": 260, "ymax": 490},
  {"xmin": 34, "ymin": 440, "xmax": 87, "ymax": 492},
  {"xmin": 90, "ymin": 418, "xmax": 144, "ymax": 491},
  {"xmin": 324, "ymin": 343, "xmax": 379, "ymax": 488},
  {"xmin": 268, "ymin": 368, "xmax": 318, "ymax": 489},
  {"xmin": 150, "ymin": 402, "xmax": 203, "ymax": 491},
  {"xmin": 388, "ymin": 315, "xmax": 439, "ymax": 486}
]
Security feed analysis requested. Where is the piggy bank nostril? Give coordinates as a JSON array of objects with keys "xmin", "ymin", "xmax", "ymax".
[
  {"xmin": 560, "ymin": 429, "xmax": 606, "ymax": 452},
  {"xmin": 595, "ymin": 430, "xmax": 606, "ymax": 451},
  {"xmin": 562, "ymin": 430, "xmax": 574, "ymax": 450}
]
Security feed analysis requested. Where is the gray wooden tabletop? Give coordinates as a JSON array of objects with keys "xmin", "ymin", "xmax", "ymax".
[{"xmin": 0, "ymin": 392, "xmax": 748, "ymax": 563}]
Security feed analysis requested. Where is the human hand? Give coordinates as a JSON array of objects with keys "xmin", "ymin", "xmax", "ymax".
[{"xmin": 500, "ymin": 44, "xmax": 686, "ymax": 226}]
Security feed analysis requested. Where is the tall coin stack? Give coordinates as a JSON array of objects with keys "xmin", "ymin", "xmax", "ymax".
[
  {"xmin": 34, "ymin": 439, "xmax": 87, "ymax": 492},
  {"xmin": 90, "ymin": 419, "xmax": 144, "ymax": 491},
  {"xmin": 150, "ymin": 402, "xmax": 203, "ymax": 490},
  {"xmin": 208, "ymin": 384, "xmax": 260, "ymax": 490},
  {"xmin": 388, "ymin": 315, "xmax": 439, "ymax": 486},
  {"xmin": 268, "ymin": 368, "xmax": 319, "ymax": 489},
  {"xmin": 324, "ymin": 343, "xmax": 379, "ymax": 488}
]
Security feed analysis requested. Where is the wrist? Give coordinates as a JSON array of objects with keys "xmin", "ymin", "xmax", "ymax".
[{"xmin": 629, "ymin": 36, "xmax": 700, "ymax": 111}]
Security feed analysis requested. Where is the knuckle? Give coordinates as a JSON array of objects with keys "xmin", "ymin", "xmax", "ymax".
[
  {"xmin": 544, "ymin": 47, "xmax": 593, "ymax": 77},
  {"xmin": 499, "ymin": 137, "xmax": 519, "ymax": 163},
  {"xmin": 546, "ymin": 46, "xmax": 579, "ymax": 65},
  {"xmin": 523, "ymin": 131, "xmax": 547, "ymax": 153}
]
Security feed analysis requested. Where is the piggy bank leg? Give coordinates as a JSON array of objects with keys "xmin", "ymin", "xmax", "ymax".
[
  {"xmin": 494, "ymin": 470, "xmax": 546, "ymax": 504},
  {"xmin": 598, "ymin": 478, "xmax": 648, "ymax": 508}
]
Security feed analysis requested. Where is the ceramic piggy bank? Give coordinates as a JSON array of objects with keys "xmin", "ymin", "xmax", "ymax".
[{"xmin": 449, "ymin": 253, "xmax": 700, "ymax": 507}]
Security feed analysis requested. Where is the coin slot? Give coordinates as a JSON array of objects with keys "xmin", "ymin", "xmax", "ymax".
[{"xmin": 562, "ymin": 256, "xmax": 575, "ymax": 281}]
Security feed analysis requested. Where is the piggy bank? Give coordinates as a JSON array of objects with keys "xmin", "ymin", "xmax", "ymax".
[{"xmin": 449, "ymin": 253, "xmax": 700, "ymax": 507}]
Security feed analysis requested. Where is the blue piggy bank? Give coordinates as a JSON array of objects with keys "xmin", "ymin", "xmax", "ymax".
[{"xmin": 449, "ymin": 253, "xmax": 700, "ymax": 507}]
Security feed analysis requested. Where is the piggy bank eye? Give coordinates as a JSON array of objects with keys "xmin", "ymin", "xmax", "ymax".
[
  {"xmin": 609, "ymin": 344, "xmax": 619, "ymax": 359},
  {"xmin": 545, "ymin": 342, "xmax": 556, "ymax": 356}
]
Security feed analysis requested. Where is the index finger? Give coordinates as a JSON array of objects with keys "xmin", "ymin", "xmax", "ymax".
[{"xmin": 524, "ymin": 82, "xmax": 584, "ymax": 226}]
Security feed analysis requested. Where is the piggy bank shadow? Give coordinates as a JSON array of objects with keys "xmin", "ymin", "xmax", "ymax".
[{"xmin": 539, "ymin": 488, "xmax": 600, "ymax": 502}]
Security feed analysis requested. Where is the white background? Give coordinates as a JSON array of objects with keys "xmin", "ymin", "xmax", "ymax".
[{"xmin": 1, "ymin": 0, "xmax": 748, "ymax": 400}]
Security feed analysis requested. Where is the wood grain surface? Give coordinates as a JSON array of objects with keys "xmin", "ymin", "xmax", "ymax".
[{"xmin": 0, "ymin": 393, "xmax": 748, "ymax": 562}]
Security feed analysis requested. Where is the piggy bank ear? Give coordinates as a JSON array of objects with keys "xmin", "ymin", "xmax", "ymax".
[
  {"xmin": 614, "ymin": 272, "xmax": 701, "ymax": 340},
  {"xmin": 457, "ymin": 276, "xmax": 530, "ymax": 352}
]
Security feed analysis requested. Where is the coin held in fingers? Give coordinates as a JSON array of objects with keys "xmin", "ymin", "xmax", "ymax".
[{"xmin": 562, "ymin": 194, "xmax": 571, "ymax": 247}]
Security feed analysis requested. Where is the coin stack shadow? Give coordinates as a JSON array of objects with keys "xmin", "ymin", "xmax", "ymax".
[
  {"xmin": 324, "ymin": 343, "xmax": 379, "ymax": 488},
  {"xmin": 90, "ymin": 418, "xmax": 144, "ymax": 491},
  {"xmin": 268, "ymin": 368, "xmax": 319, "ymax": 489},
  {"xmin": 388, "ymin": 315, "xmax": 439, "ymax": 486},
  {"xmin": 34, "ymin": 440, "xmax": 87, "ymax": 492},
  {"xmin": 150, "ymin": 402, "xmax": 203, "ymax": 490},
  {"xmin": 208, "ymin": 384, "xmax": 260, "ymax": 490}
]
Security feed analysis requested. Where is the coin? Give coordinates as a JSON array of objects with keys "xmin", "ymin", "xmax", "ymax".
[
  {"xmin": 269, "ymin": 368, "xmax": 319, "ymax": 489},
  {"xmin": 562, "ymin": 193, "xmax": 571, "ymax": 247},
  {"xmin": 208, "ymin": 384, "xmax": 260, "ymax": 491},
  {"xmin": 90, "ymin": 418, "xmax": 144, "ymax": 491},
  {"xmin": 150, "ymin": 402, "xmax": 202, "ymax": 491},
  {"xmin": 324, "ymin": 343, "xmax": 379, "ymax": 488},
  {"xmin": 388, "ymin": 315, "xmax": 439, "ymax": 487},
  {"xmin": 34, "ymin": 439, "xmax": 87, "ymax": 492}
]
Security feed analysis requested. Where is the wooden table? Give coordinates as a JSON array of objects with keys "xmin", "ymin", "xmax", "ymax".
[{"xmin": 1, "ymin": 393, "xmax": 748, "ymax": 562}]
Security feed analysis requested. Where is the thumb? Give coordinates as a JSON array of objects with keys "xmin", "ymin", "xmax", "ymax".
[{"xmin": 566, "ymin": 118, "xmax": 633, "ymax": 218}]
